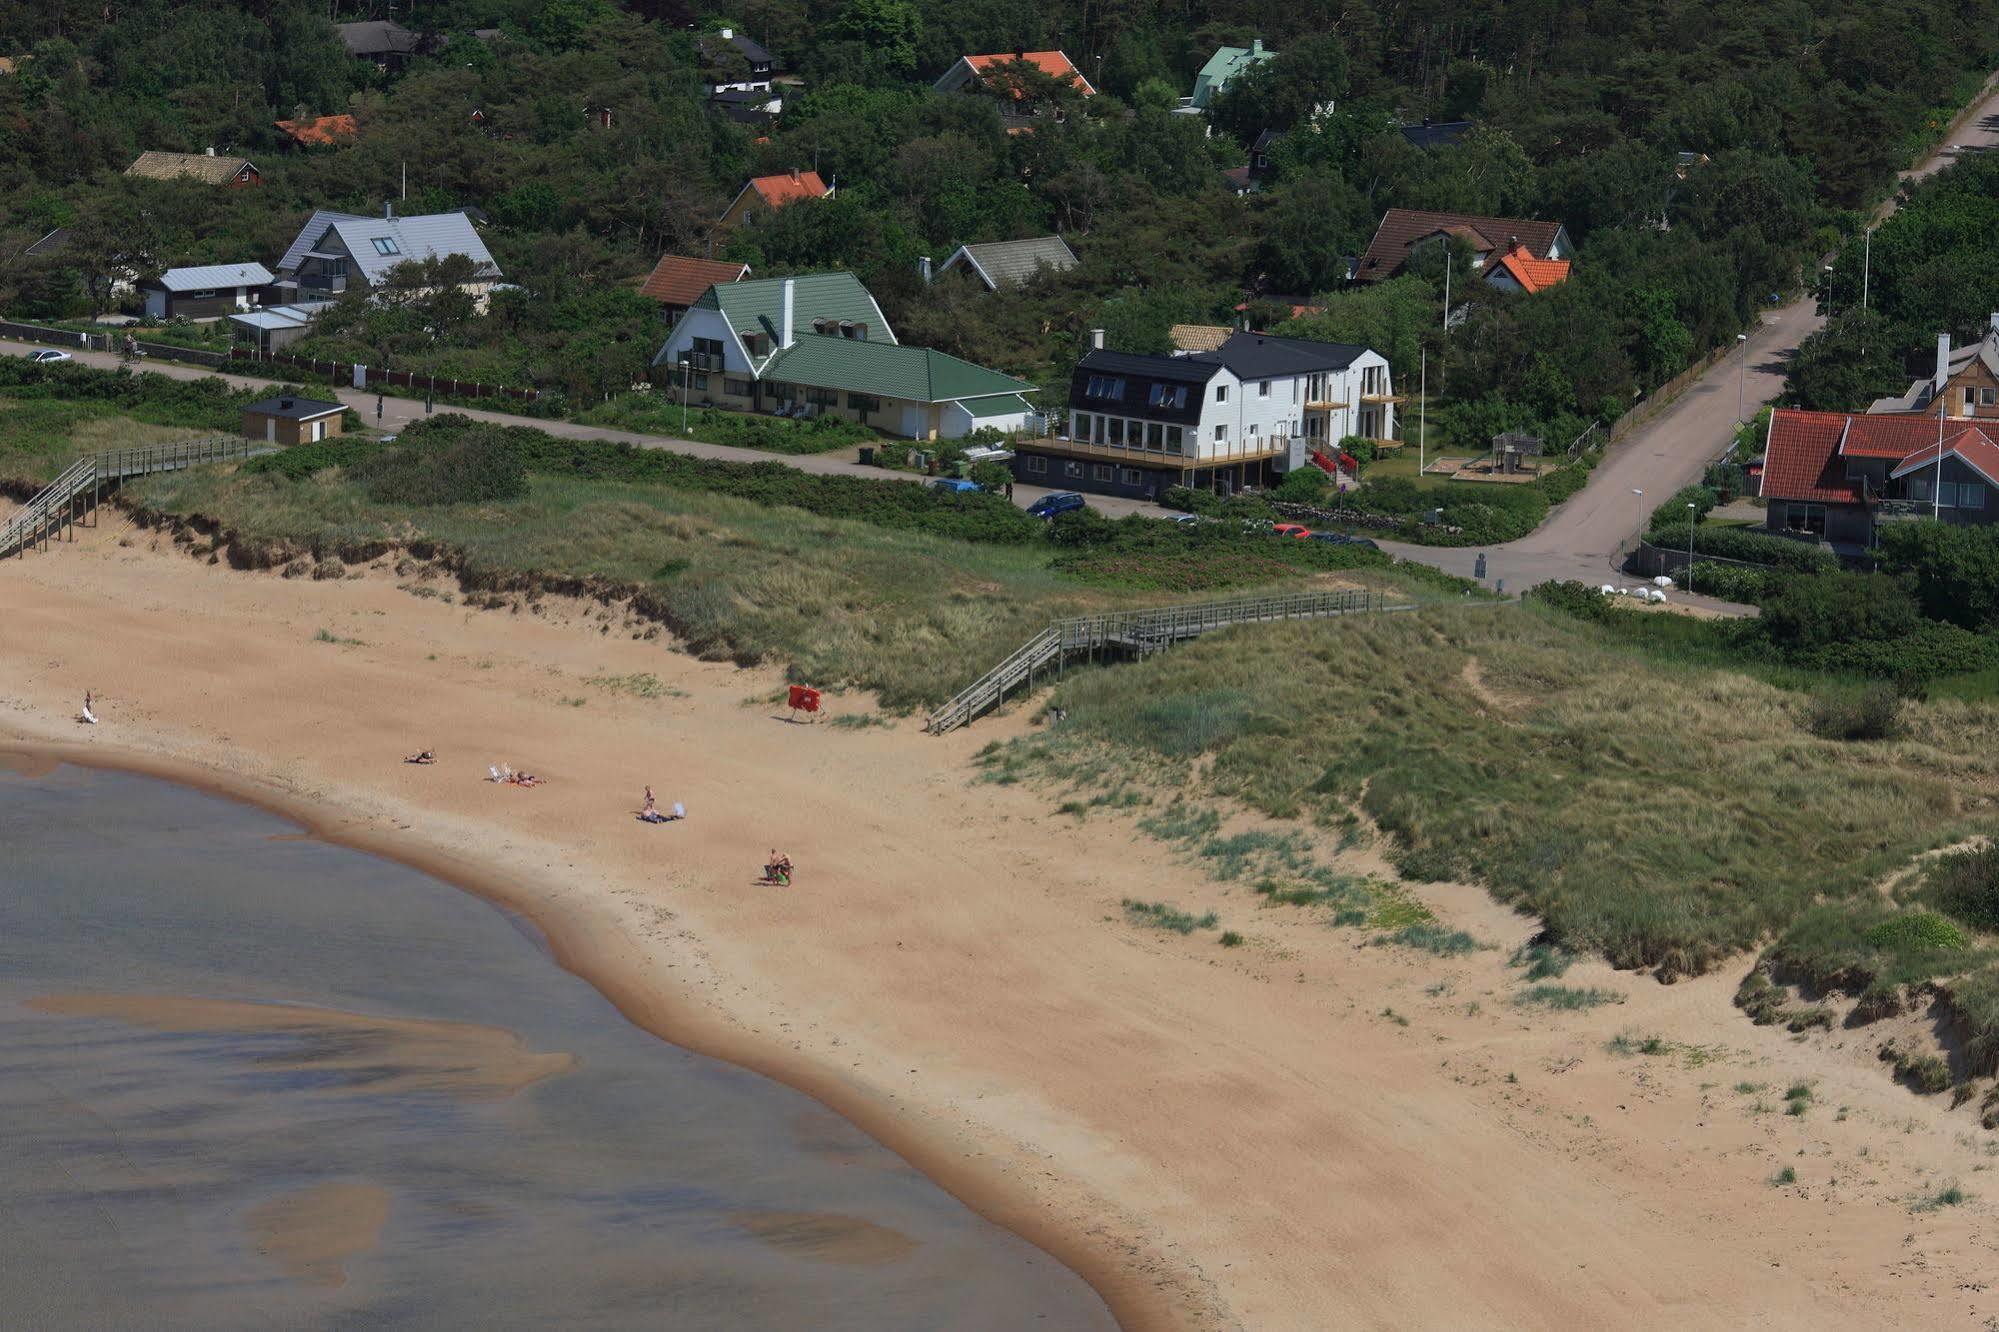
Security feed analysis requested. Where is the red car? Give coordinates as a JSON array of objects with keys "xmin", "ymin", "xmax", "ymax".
[{"xmin": 1271, "ymin": 523, "xmax": 1312, "ymax": 539}]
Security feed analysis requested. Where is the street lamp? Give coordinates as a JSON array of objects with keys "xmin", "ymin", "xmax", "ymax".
[
  {"xmin": 1737, "ymin": 332, "xmax": 1748, "ymax": 424},
  {"xmin": 1822, "ymin": 263, "xmax": 1835, "ymax": 320},
  {"xmin": 1686, "ymin": 501, "xmax": 1697, "ymax": 596},
  {"xmin": 681, "ymin": 355, "xmax": 691, "ymax": 433}
]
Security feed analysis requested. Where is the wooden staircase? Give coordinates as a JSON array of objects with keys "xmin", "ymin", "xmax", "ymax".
[
  {"xmin": 1, "ymin": 437, "xmax": 260, "ymax": 559},
  {"xmin": 925, "ymin": 588, "xmax": 1407, "ymax": 735}
]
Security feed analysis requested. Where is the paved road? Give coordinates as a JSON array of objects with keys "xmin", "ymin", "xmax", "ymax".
[
  {"xmin": 1378, "ymin": 71, "xmax": 1999, "ymax": 595},
  {"xmin": 0, "ymin": 338, "xmax": 1168, "ymax": 519}
]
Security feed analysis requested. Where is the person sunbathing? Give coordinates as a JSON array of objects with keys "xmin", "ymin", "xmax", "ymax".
[
  {"xmin": 513, "ymin": 772, "xmax": 542, "ymax": 787},
  {"xmin": 405, "ymin": 749, "xmax": 436, "ymax": 764}
]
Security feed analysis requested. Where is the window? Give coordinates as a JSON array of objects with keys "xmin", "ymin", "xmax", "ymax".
[
  {"xmin": 182, "ymin": 289, "xmax": 216, "ymax": 299},
  {"xmin": 1782, "ymin": 502, "xmax": 1827, "ymax": 536},
  {"xmin": 1247, "ymin": 422, "xmax": 1260, "ymax": 437},
  {"xmin": 1084, "ymin": 375, "xmax": 1126, "ymax": 400},
  {"xmin": 1964, "ymin": 482, "xmax": 1988, "ymax": 510},
  {"xmin": 1121, "ymin": 468, "xmax": 1142, "ymax": 484},
  {"xmin": 1063, "ymin": 460, "xmax": 1083, "ymax": 478},
  {"xmin": 1164, "ymin": 425, "xmax": 1183, "ymax": 454},
  {"xmin": 847, "ymin": 393, "xmax": 880, "ymax": 412},
  {"xmin": 692, "ymin": 372, "xmax": 709, "ymax": 391},
  {"xmin": 1258, "ymin": 380, "xmax": 1271, "ymax": 398},
  {"xmin": 1092, "ymin": 464, "xmax": 1113, "ymax": 481},
  {"xmin": 1146, "ymin": 422, "xmax": 1163, "ymax": 450},
  {"xmin": 370, "ymin": 237, "xmax": 401, "ymax": 256},
  {"xmin": 1073, "ymin": 411, "xmax": 1093, "ymax": 442},
  {"xmin": 1909, "ymin": 476, "xmax": 1933, "ymax": 503},
  {"xmin": 1147, "ymin": 383, "xmax": 1186, "ymax": 409},
  {"xmin": 1106, "ymin": 418, "xmax": 1125, "ymax": 446},
  {"xmin": 804, "ymin": 387, "xmax": 838, "ymax": 407},
  {"xmin": 725, "ymin": 378, "xmax": 755, "ymax": 396},
  {"xmin": 1215, "ymin": 383, "xmax": 1229, "ymax": 403},
  {"xmin": 692, "ymin": 336, "xmax": 726, "ymax": 361},
  {"xmin": 1025, "ymin": 455, "xmax": 1047, "ymax": 474},
  {"xmin": 1214, "ymin": 424, "xmax": 1228, "ymax": 442},
  {"xmin": 743, "ymin": 331, "xmax": 770, "ymax": 357},
  {"xmin": 1983, "ymin": 388, "xmax": 1998, "ymax": 406}
]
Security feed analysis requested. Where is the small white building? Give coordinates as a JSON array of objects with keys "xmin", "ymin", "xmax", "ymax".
[{"xmin": 1016, "ymin": 331, "xmax": 1397, "ymax": 499}]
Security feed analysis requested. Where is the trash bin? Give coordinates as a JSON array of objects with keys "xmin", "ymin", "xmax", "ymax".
[{"xmin": 858, "ymin": 445, "xmax": 875, "ymax": 466}]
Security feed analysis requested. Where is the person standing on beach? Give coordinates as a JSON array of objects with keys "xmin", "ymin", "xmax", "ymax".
[
  {"xmin": 79, "ymin": 690, "xmax": 97, "ymax": 725},
  {"xmin": 643, "ymin": 786, "xmax": 657, "ymax": 816}
]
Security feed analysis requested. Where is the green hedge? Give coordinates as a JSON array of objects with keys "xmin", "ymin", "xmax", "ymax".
[
  {"xmin": 1650, "ymin": 521, "xmax": 1839, "ymax": 572},
  {"xmin": 245, "ymin": 438, "xmax": 385, "ymax": 480},
  {"xmin": 0, "ymin": 358, "xmax": 272, "ymax": 433},
  {"xmin": 1646, "ymin": 485, "xmax": 1719, "ymax": 533},
  {"xmin": 402, "ymin": 415, "xmax": 1045, "ymax": 545}
]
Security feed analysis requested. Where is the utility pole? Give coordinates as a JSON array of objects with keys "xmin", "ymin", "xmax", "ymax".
[
  {"xmin": 1737, "ymin": 332, "xmax": 1748, "ymax": 423},
  {"xmin": 1419, "ymin": 347, "xmax": 1427, "ymax": 477}
]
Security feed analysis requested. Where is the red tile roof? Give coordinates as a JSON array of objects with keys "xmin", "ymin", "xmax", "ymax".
[
  {"xmin": 274, "ymin": 114, "xmax": 358, "ymax": 146},
  {"xmin": 1490, "ymin": 241, "xmax": 1571, "ymax": 294},
  {"xmin": 748, "ymin": 169, "xmax": 829, "ymax": 207},
  {"xmin": 1761, "ymin": 408, "xmax": 1999, "ymax": 504},
  {"xmin": 639, "ymin": 254, "xmax": 750, "ymax": 306},
  {"xmin": 963, "ymin": 50, "xmax": 1096, "ymax": 95},
  {"xmin": 1355, "ymin": 209, "xmax": 1565, "ymax": 283}
]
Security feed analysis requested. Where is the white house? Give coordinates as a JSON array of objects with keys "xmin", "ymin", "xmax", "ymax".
[
  {"xmin": 269, "ymin": 206, "xmax": 503, "ymax": 309},
  {"xmin": 1014, "ymin": 331, "xmax": 1397, "ymax": 499},
  {"xmin": 650, "ymin": 271, "xmax": 1037, "ymax": 440}
]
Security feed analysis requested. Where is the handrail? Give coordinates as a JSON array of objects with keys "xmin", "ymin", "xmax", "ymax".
[
  {"xmin": 2, "ymin": 436, "xmax": 259, "ymax": 559},
  {"xmin": 925, "ymin": 587, "xmax": 1404, "ymax": 734}
]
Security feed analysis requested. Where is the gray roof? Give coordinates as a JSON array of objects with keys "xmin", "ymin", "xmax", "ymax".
[
  {"xmin": 1870, "ymin": 328, "xmax": 1999, "ymax": 413},
  {"xmin": 936, "ymin": 236, "xmax": 1078, "ymax": 290},
  {"xmin": 228, "ymin": 303, "xmax": 330, "ymax": 331},
  {"xmin": 1078, "ymin": 349, "xmax": 1221, "ymax": 384},
  {"xmin": 337, "ymin": 20, "xmax": 421, "ymax": 56},
  {"xmin": 244, "ymin": 395, "xmax": 344, "ymax": 420},
  {"xmin": 1195, "ymin": 332, "xmax": 1368, "ymax": 379},
  {"xmin": 155, "ymin": 262, "xmax": 273, "ymax": 292},
  {"xmin": 276, "ymin": 209, "xmax": 500, "ymax": 285}
]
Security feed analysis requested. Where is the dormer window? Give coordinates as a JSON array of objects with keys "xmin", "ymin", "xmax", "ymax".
[
  {"xmin": 1147, "ymin": 383, "xmax": 1186, "ymax": 409},
  {"xmin": 371, "ymin": 237, "xmax": 401, "ymax": 256},
  {"xmin": 1085, "ymin": 374, "xmax": 1126, "ymax": 400}
]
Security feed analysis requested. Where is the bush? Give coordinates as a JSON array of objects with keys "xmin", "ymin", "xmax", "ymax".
[
  {"xmin": 1927, "ymin": 845, "xmax": 1999, "ymax": 932},
  {"xmin": 1876, "ymin": 521, "xmax": 1999, "ymax": 631},
  {"xmin": 352, "ymin": 425, "xmax": 528, "ymax": 506},
  {"xmin": 1530, "ymin": 580, "xmax": 1621, "ymax": 623},
  {"xmin": 1649, "ymin": 521, "xmax": 1839, "ymax": 572},
  {"xmin": 245, "ymin": 438, "xmax": 386, "ymax": 481},
  {"xmin": 1687, "ymin": 561, "xmax": 1773, "ymax": 604},
  {"xmin": 1863, "ymin": 912, "xmax": 1969, "ymax": 953},
  {"xmin": 1805, "ymin": 683, "xmax": 1902, "ymax": 740},
  {"xmin": 1271, "ymin": 465, "xmax": 1333, "ymax": 502},
  {"xmin": 1646, "ymin": 485, "xmax": 1719, "ymax": 534},
  {"xmin": 1760, "ymin": 572, "xmax": 1921, "ymax": 653}
]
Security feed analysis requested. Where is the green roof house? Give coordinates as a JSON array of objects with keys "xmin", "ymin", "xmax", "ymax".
[
  {"xmin": 1185, "ymin": 39, "xmax": 1274, "ymax": 112},
  {"xmin": 652, "ymin": 272, "xmax": 1037, "ymax": 440}
]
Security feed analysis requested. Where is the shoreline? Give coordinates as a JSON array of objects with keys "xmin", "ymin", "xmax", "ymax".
[{"xmin": 1, "ymin": 734, "xmax": 1160, "ymax": 1329}]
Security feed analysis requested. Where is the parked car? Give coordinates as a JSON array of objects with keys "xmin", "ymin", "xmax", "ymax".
[
  {"xmin": 1271, "ymin": 523, "xmax": 1312, "ymax": 539},
  {"xmin": 1170, "ymin": 512, "xmax": 1202, "ymax": 526},
  {"xmin": 26, "ymin": 348, "xmax": 71, "ymax": 364},
  {"xmin": 1026, "ymin": 491, "xmax": 1087, "ymax": 519},
  {"xmin": 927, "ymin": 477, "xmax": 983, "ymax": 495},
  {"xmin": 1309, "ymin": 532, "xmax": 1382, "ymax": 551}
]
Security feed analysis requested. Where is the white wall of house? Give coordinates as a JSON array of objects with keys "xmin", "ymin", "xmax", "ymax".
[
  {"xmin": 941, "ymin": 399, "xmax": 1032, "ymax": 437},
  {"xmin": 654, "ymin": 307, "xmax": 756, "ymax": 374},
  {"xmin": 1070, "ymin": 352, "xmax": 1396, "ymax": 461}
]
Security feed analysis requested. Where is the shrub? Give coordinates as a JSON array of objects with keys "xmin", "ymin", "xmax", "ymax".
[
  {"xmin": 1514, "ymin": 985, "xmax": 1623, "ymax": 1010},
  {"xmin": 246, "ymin": 438, "xmax": 385, "ymax": 481},
  {"xmin": 1805, "ymin": 683, "xmax": 1902, "ymax": 740},
  {"xmin": 1688, "ymin": 561, "xmax": 1773, "ymax": 604},
  {"xmin": 351, "ymin": 425, "xmax": 528, "ymax": 506},
  {"xmin": 1271, "ymin": 465, "xmax": 1333, "ymax": 502},
  {"xmin": 1646, "ymin": 484, "xmax": 1719, "ymax": 534},
  {"xmin": 1122, "ymin": 899, "xmax": 1219, "ymax": 934},
  {"xmin": 1761, "ymin": 572, "xmax": 1921, "ymax": 652},
  {"xmin": 1880, "ymin": 1043, "xmax": 1952, "ymax": 1094},
  {"xmin": 1927, "ymin": 846, "xmax": 1999, "ymax": 932},
  {"xmin": 1379, "ymin": 922, "xmax": 1479, "ymax": 955},
  {"xmin": 1510, "ymin": 940, "xmax": 1575, "ymax": 979},
  {"xmin": 1529, "ymin": 580, "xmax": 1620, "ymax": 623},
  {"xmin": 1649, "ymin": 521, "xmax": 1840, "ymax": 572}
]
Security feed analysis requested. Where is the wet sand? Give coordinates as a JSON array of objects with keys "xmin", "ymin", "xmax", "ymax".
[{"xmin": 247, "ymin": 1182, "xmax": 393, "ymax": 1288}]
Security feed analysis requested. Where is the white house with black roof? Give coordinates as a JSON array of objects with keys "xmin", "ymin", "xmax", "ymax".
[{"xmin": 1014, "ymin": 332, "xmax": 1396, "ymax": 499}]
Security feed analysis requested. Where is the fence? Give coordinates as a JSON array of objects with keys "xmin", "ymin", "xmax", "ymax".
[
  {"xmin": 3, "ymin": 316, "xmax": 243, "ymax": 368},
  {"xmin": 229, "ymin": 348, "xmax": 542, "ymax": 405}
]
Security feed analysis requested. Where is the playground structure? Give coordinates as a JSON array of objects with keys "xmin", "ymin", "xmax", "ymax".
[{"xmin": 1420, "ymin": 430, "xmax": 1554, "ymax": 484}]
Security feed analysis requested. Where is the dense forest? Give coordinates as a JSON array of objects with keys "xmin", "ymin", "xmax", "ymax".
[{"xmin": 0, "ymin": 0, "xmax": 1993, "ymax": 436}]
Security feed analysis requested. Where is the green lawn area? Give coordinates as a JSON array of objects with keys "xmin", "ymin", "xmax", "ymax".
[
  {"xmin": 1357, "ymin": 450, "xmax": 1460, "ymax": 492},
  {"xmin": 577, "ymin": 394, "xmax": 876, "ymax": 456}
]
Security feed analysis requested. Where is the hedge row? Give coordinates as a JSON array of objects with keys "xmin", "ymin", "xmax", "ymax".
[{"xmin": 1649, "ymin": 521, "xmax": 1839, "ymax": 572}]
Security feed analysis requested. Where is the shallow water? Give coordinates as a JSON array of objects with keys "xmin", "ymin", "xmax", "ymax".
[{"xmin": 0, "ymin": 763, "xmax": 1116, "ymax": 1328}]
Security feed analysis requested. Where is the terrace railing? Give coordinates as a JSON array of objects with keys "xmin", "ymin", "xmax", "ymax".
[
  {"xmin": 925, "ymin": 587, "xmax": 1409, "ymax": 735},
  {"xmin": 1, "ymin": 436, "xmax": 261, "ymax": 559}
]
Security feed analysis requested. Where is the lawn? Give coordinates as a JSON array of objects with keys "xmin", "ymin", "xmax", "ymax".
[{"xmin": 577, "ymin": 394, "xmax": 876, "ymax": 456}]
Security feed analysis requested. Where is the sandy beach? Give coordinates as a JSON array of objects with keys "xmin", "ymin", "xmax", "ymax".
[{"xmin": 5, "ymin": 518, "xmax": 1999, "ymax": 1328}]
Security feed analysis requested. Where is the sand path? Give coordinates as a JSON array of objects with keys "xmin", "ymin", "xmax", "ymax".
[{"xmin": 2, "ymin": 524, "xmax": 1995, "ymax": 1327}]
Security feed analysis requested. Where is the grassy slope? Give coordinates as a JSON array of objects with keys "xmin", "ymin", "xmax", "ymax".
[
  {"xmin": 0, "ymin": 398, "xmax": 222, "ymax": 484},
  {"xmin": 997, "ymin": 601, "xmax": 1999, "ymax": 980}
]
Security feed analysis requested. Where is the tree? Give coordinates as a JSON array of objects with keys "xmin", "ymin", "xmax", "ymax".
[
  {"xmin": 1254, "ymin": 171, "xmax": 1370, "ymax": 294},
  {"xmin": 1876, "ymin": 523, "xmax": 1999, "ymax": 630},
  {"xmin": 827, "ymin": 0, "xmax": 920, "ymax": 78},
  {"xmin": 1278, "ymin": 276, "xmax": 1437, "ymax": 377},
  {"xmin": 1208, "ymin": 35, "xmax": 1349, "ymax": 143}
]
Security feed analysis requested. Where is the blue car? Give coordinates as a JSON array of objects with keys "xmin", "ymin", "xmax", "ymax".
[
  {"xmin": 927, "ymin": 477, "xmax": 983, "ymax": 495},
  {"xmin": 1026, "ymin": 491, "xmax": 1087, "ymax": 519}
]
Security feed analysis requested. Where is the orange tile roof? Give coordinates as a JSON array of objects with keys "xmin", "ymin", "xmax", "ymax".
[
  {"xmin": 274, "ymin": 114, "xmax": 359, "ymax": 146},
  {"xmin": 1761, "ymin": 409, "xmax": 1999, "ymax": 504},
  {"xmin": 640, "ymin": 254, "xmax": 750, "ymax": 306},
  {"xmin": 963, "ymin": 50, "xmax": 1096, "ymax": 95},
  {"xmin": 1490, "ymin": 241, "xmax": 1571, "ymax": 294},
  {"xmin": 749, "ymin": 169, "xmax": 829, "ymax": 207}
]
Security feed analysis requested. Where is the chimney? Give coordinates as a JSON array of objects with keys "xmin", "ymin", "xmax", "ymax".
[
  {"xmin": 1014, "ymin": 46, "xmax": 1025, "ymax": 59},
  {"xmin": 279, "ymin": 396, "xmax": 295, "ymax": 409},
  {"xmin": 1990, "ymin": 311, "xmax": 1999, "ymax": 337},
  {"xmin": 919, "ymin": 255, "xmax": 932, "ymax": 283},
  {"xmin": 1251, "ymin": 39, "xmax": 1264, "ymax": 56},
  {"xmin": 780, "ymin": 278, "xmax": 796, "ymax": 349},
  {"xmin": 1089, "ymin": 328, "xmax": 1104, "ymax": 350},
  {"xmin": 789, "ymin": 166, "xmax": 801, "ymax": 183},
  {"xmin": 1937, "ymin": 332, "xmax": 1953, "ymax": 396},
  {"xmin": 385, "ymin": 201, "xmax": 394, "ymax": 220}
]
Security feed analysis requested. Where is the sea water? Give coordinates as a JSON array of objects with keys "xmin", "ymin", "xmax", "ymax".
[{"xmin": 0, "ymin": 761, "xmax": 1115, "ymax": 1329}]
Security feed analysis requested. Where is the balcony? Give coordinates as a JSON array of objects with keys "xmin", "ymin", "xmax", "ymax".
[
  {"xmin": 676, "ymin": 351, "xmax": 722, "ymax": 372},
  {"xmin": 1028, "ymin": 434, "xmax": 1289, "ymax": 468}
]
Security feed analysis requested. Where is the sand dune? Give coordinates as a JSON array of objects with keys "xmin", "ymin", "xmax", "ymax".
[{"xmin": 2, "ymin": 524, "xmax": 1995, "ymax": 1328}]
